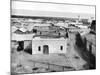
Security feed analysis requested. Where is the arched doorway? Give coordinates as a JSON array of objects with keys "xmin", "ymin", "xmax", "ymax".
[{"xmin": 43, "ymin": 45, "xmax": 49, "ymax": 54}]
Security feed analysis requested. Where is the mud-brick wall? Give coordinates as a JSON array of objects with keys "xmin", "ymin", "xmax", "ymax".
[{"xmin": 24, "ymin": 40, "xmax": 32, "ymax": 50}]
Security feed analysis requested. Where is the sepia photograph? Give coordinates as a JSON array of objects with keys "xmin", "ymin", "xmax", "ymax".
[{"xmin": 11, "ymin": 0, "xmax": 96, "ymax": 74}]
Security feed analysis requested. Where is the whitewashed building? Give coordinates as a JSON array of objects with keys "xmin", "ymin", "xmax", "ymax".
[{"xmin": 32, "ymin": 37, "xmax": 67, "ymax": 54}]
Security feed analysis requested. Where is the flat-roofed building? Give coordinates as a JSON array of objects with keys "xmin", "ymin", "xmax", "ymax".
[{"xmin": 32, "ymin": 37, "xmax": 67, "ymax": 54}]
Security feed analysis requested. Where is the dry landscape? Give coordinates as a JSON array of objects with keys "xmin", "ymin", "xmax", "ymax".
[{"xmin": 11, "ymin": 17, "xmax": 96, "ymax": 74}]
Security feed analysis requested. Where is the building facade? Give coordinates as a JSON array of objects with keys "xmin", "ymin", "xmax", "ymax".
[{"xmin": 32, "ymin": 37, "xmax": 67, "ymax": 54}]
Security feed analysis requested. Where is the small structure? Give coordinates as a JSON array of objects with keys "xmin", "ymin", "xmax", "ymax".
[
  {"xmin": 11, "ymin": 26, "xmax": 18, "ymax": 33},
  {"xmin": 32, "ymin": 37, "xmax": 67, "ymax": 54}
]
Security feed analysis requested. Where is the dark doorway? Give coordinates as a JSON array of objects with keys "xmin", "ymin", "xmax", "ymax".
[
  {"xmin": 43, "ymin": 45, "xmax": 49, "ymax": 54},
  {"xmin": 17, "ymin": 41, "xmax": 24, "ymax": 51}
]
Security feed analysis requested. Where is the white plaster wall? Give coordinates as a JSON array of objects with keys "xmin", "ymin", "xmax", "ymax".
[{"xmin": 32, "ymin": 39, "xmax": 67, "ymax": 54}]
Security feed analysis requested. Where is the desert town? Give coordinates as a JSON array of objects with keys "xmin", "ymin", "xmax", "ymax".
[{"xmin": 11, "ymin": 15, "xmax": 96, "ymax": 73}]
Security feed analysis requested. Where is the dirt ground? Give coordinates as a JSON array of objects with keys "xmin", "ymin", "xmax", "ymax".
[{"xmin": 11, "ymin": 32, "xmax": 92, "ymax": 74}]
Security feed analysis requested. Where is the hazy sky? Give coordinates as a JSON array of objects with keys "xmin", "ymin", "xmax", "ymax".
[{"xmin": 12, "ymin": 0, "xmax": 95, "ymax": 19}]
